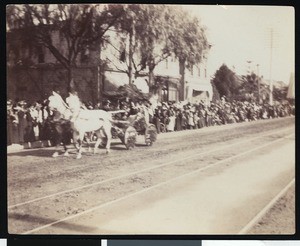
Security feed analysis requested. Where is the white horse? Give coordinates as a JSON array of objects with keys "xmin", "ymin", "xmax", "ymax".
[{"xmin": 48, "ymin": 95, "xmax": 115, "ymax": 159}]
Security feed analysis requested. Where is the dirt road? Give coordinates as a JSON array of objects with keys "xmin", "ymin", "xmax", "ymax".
[{"xmin": 7, "ymin": 117, "xmax": 295, "ymax": 234}]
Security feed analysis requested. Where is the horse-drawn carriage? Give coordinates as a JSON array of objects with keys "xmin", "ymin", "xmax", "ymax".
[
  {"xmin": 47, "ymin": 84, "xmax": 157, "ymax": 158},
  {"xmin": 102, "ymin": 84, "xmax": 157, "ymax": 150},
  {"xmin": 107, "ymin": 112, "xmax": 157, "ymax": 150}
]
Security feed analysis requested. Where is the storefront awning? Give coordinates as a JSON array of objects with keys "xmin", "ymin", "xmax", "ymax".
[
  {"xmin": 155, "ymin": 75, "xmax": 181, "ymax": 88},
  {"xmin": 104, "ymin": 71, "xmax": 149, "ymax": 93},
  {"xmin": 186, "ymin": 81, "xmax": 213, "ymax": 101}
]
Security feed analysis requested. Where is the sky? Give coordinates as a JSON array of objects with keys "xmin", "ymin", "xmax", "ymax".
[{"xmin": 182, "ymin": 5, "xmax": 295, "ymax": 84}]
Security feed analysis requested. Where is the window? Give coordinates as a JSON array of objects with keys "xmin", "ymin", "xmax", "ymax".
[
  {"xmin": 162, "ymin": 88, "xmax": 168, "ymax": 102},
  {"xmin": 205, "ymin": 69, "xmax": 207, "ymax": 78},
  {"xmin": 168, "ymin": 87, "xmax": 178, "ymax": 101},
  {"xmin": 198, "ymin": 67, "xmax": 201, "ymax": 77}
]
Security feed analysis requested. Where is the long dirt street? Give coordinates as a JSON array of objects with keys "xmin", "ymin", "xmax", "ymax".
[{"xmin": 7, "ymin": 117, "xmax": 295, "ymax": 234}]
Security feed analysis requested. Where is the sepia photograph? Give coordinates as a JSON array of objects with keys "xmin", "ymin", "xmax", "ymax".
[
  {"xmin": 4, "ymin": 240, "xmax": 300, "ymax": 246},
  {"xmin": 6, "ymin": 4, "xmax": 295, "ymax": 234}
]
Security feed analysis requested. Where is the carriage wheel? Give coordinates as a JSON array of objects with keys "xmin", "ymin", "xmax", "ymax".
[
  {"xmin": 145, "ymin": 124, "xmax": 157, "ymax": 146},
  {"xmin": 126, "ymin": 141, "xmax": 135, "ymax": 150},
  {"xmin": 124, "ymin": 126, "xmax": 137, "ymax": 150}
]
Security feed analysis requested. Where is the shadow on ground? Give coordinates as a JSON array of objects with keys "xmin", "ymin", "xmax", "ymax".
[
  {"xmin": 8, "ymin": 212, "xmax": 98, "ymax": 233},
  {"xmin": 7, "ymin": 142, "xmax": 150, "ymax": 157}
]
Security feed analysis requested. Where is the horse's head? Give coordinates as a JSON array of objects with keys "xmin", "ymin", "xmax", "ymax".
[
  {"xmin": 47, "ymin": 95, "xmax": 73, "ymax": 120},
  {"xmin": 48, "ymin": 95, "xmax": 60, "ymax": 111}
]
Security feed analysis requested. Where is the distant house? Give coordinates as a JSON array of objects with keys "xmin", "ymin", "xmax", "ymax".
[
  {"xmin": 92, "ymin": 28, "xmax": 213, "ymax": 103},
  {"xmin": 184, "ymin": 60, "xmax": 213, "ymax": 104},
  {"xmin": 6, "ymin": 28, "xmax": 103, "ymax": 103},
  {"xmin": 7, "ymin": 25, "xmax": 213, "ymax": 104},
  {"xmin": 152, "ymin": 55, "xmax": 213, "ymax": 104}
]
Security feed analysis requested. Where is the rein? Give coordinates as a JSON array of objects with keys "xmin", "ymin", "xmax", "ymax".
[{"xmin": 50, "ymin": 103, "xmax": 71, "ymax": 121}]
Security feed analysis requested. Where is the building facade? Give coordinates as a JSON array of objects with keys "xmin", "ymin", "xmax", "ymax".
[{"xmin": 7, "ymin": 25, "xmax": 213, "ymax": 104}]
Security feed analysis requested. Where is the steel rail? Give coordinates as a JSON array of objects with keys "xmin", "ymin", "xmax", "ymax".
[{"xmin": 22, "ymin": 132, "xmax": 294, "ymax": 234}]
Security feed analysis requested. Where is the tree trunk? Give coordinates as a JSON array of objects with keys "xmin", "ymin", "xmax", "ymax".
[
  {"xmin": 179, "ymin": 57, "xmax": 186, "ymax": 101},
  {"xmin": 148, "ymin": 66, "xmax": 155, "ymax": 96},
  {"xmin": 97, "ymin": 65, "xmax": 102, "ymax": 103},
  {"xmin": 128, "ymin": 22, "xmax": 134, "ymax": 85},
  {"xmin": 67, "ymin": 67, "xmax": 74, "ymax": 92}
]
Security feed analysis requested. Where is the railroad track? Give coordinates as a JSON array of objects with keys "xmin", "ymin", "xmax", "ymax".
[
  {"xmin": 8, "ymin": 122, "xmax": 294, "ymax": 204},
  {"xmin": 238, "ymin": 178, "xmax": 295, "ymax": 234},
  {"xmin": 7, "ymin": 124, "xmax": 294, "ymax": 234}
]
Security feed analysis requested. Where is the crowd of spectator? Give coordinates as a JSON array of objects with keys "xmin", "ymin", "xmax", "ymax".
[
  {"xmin": 106, "ymin": 97, "xmax": 295, "ymax": 134},
  {"xmin": 7, "ymin": 99, "xmax": 51, "ymax": 145},
  {"xmin": 7, "ymin": 97, "xmax": 295, "ymax": 146}
]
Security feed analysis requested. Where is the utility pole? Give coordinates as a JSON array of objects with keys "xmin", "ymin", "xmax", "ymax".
[
  {"xmin": 269, "ymin": 28, "xmax": 273, "ymax": 105},
  {"xmin": 256, "ymin": 64, "xmax": 260, "ymax": 103},
  {"xmin": 128, "ymin": 8, "xmax": 135, "ymax": 85},
  {"xmin": 246, "ymin": 60, "xmax": 252, "ymax": 75}
]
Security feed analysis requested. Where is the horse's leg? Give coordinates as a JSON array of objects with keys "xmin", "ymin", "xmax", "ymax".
[
  {"xmin": 73, "ymin": 131, "xmax": 79, "ymax": 150},
  {"xmin": 62, "ymin": 140, "xmax": 69, "ymax": 156},
  {"xmin": 76, "ymin": 131, "xmax": 85, "ymax": 159},
  {"xmin": 85, "ymin": 132, "xmax": 92, "ymax": 152},
  {"xmin": 104, "ymin": 122, "xmax": 112, "ymax": 154},
  {"xmin": 62, "ymin": 124, "xmax": 70, "ymax": 157},
  {"xmin": 93, "ymin": 130, "xmax": 102, "ymax": 155},
  {"xmin": 52, "ymin": 123, "xmax": 61, "ymax": 158},
  {"xmin": 52, "ymin": 148, "xmax": 59, "ymax": 158}
]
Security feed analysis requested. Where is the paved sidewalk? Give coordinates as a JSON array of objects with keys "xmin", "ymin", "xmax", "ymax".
[{"xmin": 7, "ymin": 140, "xmax": 52, "ymax": 153}]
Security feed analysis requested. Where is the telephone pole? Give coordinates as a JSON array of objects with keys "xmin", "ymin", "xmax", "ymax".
[
  {"xmin": 269, "ymin": 28, "xmax": 273, "ymax": 105},
  {"xmin": 257, "ymin": 64, "xmax": 260, "ymax": 103}
]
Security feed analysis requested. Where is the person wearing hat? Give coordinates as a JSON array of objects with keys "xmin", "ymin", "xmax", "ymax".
[
  {"xmin": 7, "ymin": 100, "xmax": 14, "ymax": 145},
  {"xmin": 15, "ymin": 100, "xmax": 29, "ymax": 143},
  {"xmin": 28, "ymin": 103, "xmax": 41, "ymax": 141},
  {"xmin": 152, "ymin": 108, "xmax": 161, "ymax": 134}
]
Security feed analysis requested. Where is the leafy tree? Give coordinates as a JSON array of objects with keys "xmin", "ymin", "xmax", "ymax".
[
  {"xmin": 167, "ymin": 6, "xmax": 209, "ymax": 100},
  {"xmin": 211, "ymin": 81, "xmax": 220, "ymax": 102},
  {"xmin": 110, "ymin": 4, "xmax": 173, "ymax": 88},
  {"xmin": 109, "ymin": 4, "xmax": 209, "ymax": 97},
  {"xmin": 273, "ymin": 86, "xmax": 288, "ymax": 101},
  {"xmin": 237, "ymin": 72, "xmax": 260, "ymax": 101},
  {"xmin": 134, "ymin": 5, "xmax": 174, "ymax": 92},
  {"xmin": 211, "ymin": 64, "xmax": 241, "ymax": 100},
  {"xmin": 6, "ymin": 4, "xmax": 124, "ymax": 90}
]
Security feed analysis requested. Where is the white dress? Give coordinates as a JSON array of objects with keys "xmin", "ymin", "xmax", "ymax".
[{"xmin": 167, "ymin": 116, "xmax": 176, "ymax": 131}]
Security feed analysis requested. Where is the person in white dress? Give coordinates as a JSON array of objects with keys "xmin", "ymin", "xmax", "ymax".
[{"xmin": 167, "ymin": 107, "xmax": 176, "ymax": 132}]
